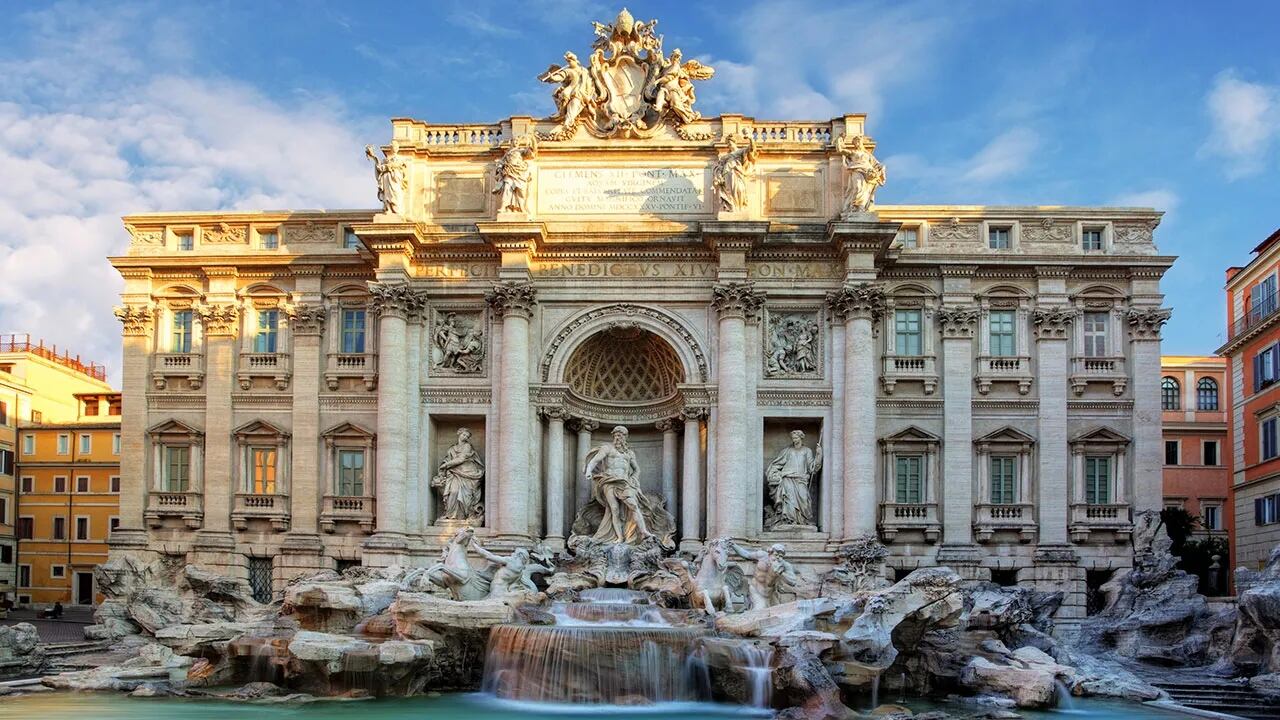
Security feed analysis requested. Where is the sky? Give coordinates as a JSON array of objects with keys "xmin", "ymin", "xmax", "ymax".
[{"xmin": 0, "ymin": 0, "xmax": 1278, "ymax": 383}]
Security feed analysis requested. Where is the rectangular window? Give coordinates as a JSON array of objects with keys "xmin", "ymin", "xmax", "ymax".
[
  {"xmin": 259, "ymin": 230, "xmax": 279, "ymax": 249},
  {"xmin": 1165, "ymin": 440, "xmax": 1180, "ymax": 466},
  {"xmin": 16, "ymin": 517, "xmax": 33, "ymax": 540},
  {"xmin": 248, "ymin": 557, "xmax": 274, "ymax": 603},
  {"xmin": 1202, "ymin": 504, "xmax": 1221, "ymax": 531},
  {"xmin": 990, "ymin": 456, "xmax": 1017, "ymax": 504},
  {"xmin": 110, "ymin": 517, "xmax": 120, "ymax": 531},
  {"xmin": 18, "ymin": 565, "xmax": 30, "ymax": 588},
  {"xmin": 989, "ymin": 310, "xmax": 1016, "ymax": 356},
  {"xmin": 988, "ymin": 226, "xmax": 1011, "ymax": 249},
  {"xmin": 51, "ymin": 565, "xmax": 65, "ymax": 578},
  {"xmin": 52, "ymin": 516, "xmax": 66, "ymax": 540},
  {"xmin": 254, "ymin": 310, "xmax": 280, "ymax": 353},
  {"xmin": 110, "ymin": 476, "xmax": 121, "ymax": 493},
  {"xmin": 22, "ymin": 435, "xmax": 34, "ymax": 455},
  {"xmin": 341, "ymin": 309, "xmax": 367, "ymax": 354},
  {"xmin": 1203, "ymin": 441, "xmax": 1219, "ymax": 467},
  {"xmin": 1257, "ymin": 494, "xmax": 1279, "ymax": 525},
  {"xmin": 1082, "ymin": 228, "xmax": 1104, "ymax": 251},
  {"xmin": 894, "ymin": 455, "xmax": 924, "ymax": 504},
  {"xmin": 1082, "ymin": 312, "xmax": 1109, "ymax": 357},
  {"xmin": 0, "ymin": 400, "xmax": 6, "ymax": 425},
  {"xmin": 0, "ymin": 497, "xmax": 7, "ymax": 523},
  {"xmin": 79, "ymin": 434, "xmax": 91, "ymax": 454},
  {"xmin": 53, "ymin": 476, "xmax": 67, "ymax": 493},
  {"xmin": 83, "ymin": 399, "xmax": 98, "ymax": 416},
  {"xmin": 250, "ymin": 447, "xmax": 277, "ymax": 494},
  {"xmin": 894, "ymin": 309, "xmax": 923, "ymax": 356},
  {"xmin": 176, "ymin": 232, "xmax": 194, "ymax": 251},
  {"xmin": 75, "ymin": 476, "xmax": 89, "ymax": 493},
  {"xmin": 1263, "ymin": 417, "xmax": 1279, "ymax": 462},
  {"xmin": 1251, "ymin": 275, "xmax": 1278, "ymax": 321},
  {"xmin": 172, "ymin": 309, "xmax": 194, "ymax": 353},
  {"xmin": 1085, "ymin": 456, "xmax": 1111, "ymax": 504},
  {"xmin": 112, "ymin": 433, "xmax": 121, "ymax": 455},
  {"xmin": 165, "ymin": 446, "xmax": 191, "ymax": 492},
  {"xmin": 1255, "ymin": 344, "xmax": 1280, "ymax": 392},
  {"xmin": 0, "ymin": 545, "xmax": 10, "ymax": 564},
  {"xmin": 19, "ymin": 476, "xmax": 32, "ymax": 493},
  {"xmin": 108, "ymin": 398, "xmax": 121, "ymax": 415},
  {"xmin": 897, "ymin": 227, "xmax": 919, "ymax": 249},
  {"xmin": 57, "ymin": 434, "xmax": 70, "ymax": 455},
  {"xmin": 0, "ymin": 449, "xmax": 12, "ymax": 475},
  {"xmin": 75, "ymin": 516, "xmax": 89, "ymax": 541},
  {"xmin": 343, "ymin": 228, "xmax": 359, "ymax": 249},
  {"xmin": 338, "ymin": 449, "xmax": 366, "ymax": 496}
]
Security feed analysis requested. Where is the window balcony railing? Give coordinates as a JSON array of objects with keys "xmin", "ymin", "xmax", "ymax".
[
  {"xmin": 232, "ymin": 492, "xmax": 291, "ymax": 532},
  {"xmin": 325, "ymin": 352, "xmax": 377, "ymax": 391},
  {"xmin": 144, "ymin": 491, "xmax": 203, "ymax": 529},
  {"xmin": 1069, "ymin": 356, "xmax": 1127, "ymax": 396},
  {"xmin": 152, "ymin": 353, "xmax": 205, "ymax": 391},
  {"xmin": 1069, "ymin": 502, "xmax": 1132, "ymax": 543},
  {"xmin": 973, "ymin": 502, "xmax": 1037, "ymax": 543},
  {"xmin": 1230, "ymin": 290, "xmax": 1280, "ymax": 340},
  {"xmin": 880, "ymin": 354, "xmax": 938, "ymax": 395},
  {"xmin": 237, "ymin": 352, "xmax": 292, "ymax": 391},
  {"xmin": 975, "ymin": 355, "xmax": 1034, "ymax": 395},
  {"xmin": 878, "ymin": 502, "xmax": 941, "ymax": 543},
  {"xmin": 320, "ymin": 494, "xmax": 376, "ymax": 534}
]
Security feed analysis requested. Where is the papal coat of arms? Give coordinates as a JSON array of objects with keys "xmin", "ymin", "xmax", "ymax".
[{"xmin": 538, "ymin": 9, "xmax": 715, "ymax": 140}]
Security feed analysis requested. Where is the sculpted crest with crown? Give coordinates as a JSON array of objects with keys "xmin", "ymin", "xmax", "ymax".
[{"xmin": 538, "ymin": 8, "xmax": 715, "ymax": 140}]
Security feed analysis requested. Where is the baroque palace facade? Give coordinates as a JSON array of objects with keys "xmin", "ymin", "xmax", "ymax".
[{"xmin": 108, "ymin": 11, "xmax": 1173, "ymax": 625}]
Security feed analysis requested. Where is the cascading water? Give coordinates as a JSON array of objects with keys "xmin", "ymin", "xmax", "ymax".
[{"xmin": 726, "ymin": 642, "xmax": 773, "ymax": 709}]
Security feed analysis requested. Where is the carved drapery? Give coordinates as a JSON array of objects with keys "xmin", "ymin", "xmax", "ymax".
[
  {"xmin": 484, "ymin": 281, "xmax": 537, "ymax": 319},
  {"xmin": 711, "ymin": 281, "xmax": 765, "ymax": 320},
  {"xmin": 114, "ymin": 304, "xmax": 155, "ymax": 336},
  {"xmin": 1031, "ymin": 306, "xmax": 1078, "ymax": 340},
  {"xmin": 1125, "ymin": 307, "xmax": 1172, "ymax": 340},
  {"xmin": 936, "ymin": 305, "xmax": 980, "ymax": 339}
]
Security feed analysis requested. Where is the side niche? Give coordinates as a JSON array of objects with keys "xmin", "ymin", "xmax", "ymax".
[
  {"xmin": 761, "ymin": 418, "xmax": 824, "ymax": 533},
  {"xmin": 429, "ymin": 416, "xmax": 488, "ymax": 527}
]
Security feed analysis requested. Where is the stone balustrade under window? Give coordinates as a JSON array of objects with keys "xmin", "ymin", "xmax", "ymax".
[
  {"xmin": 144, "ymin": 491, "xmax": 203, "ymax": 529},
  {"xmin": 152, "ymin": 352, "xmax": 205, "ymax": 391},
  {"xmin": 324, "ymin": 352, "xmax": 378, "ymax": 391},
  {"xmin": 878, "ymin": 502, "xmax": 941, "ymax": 543},
  {"xmin": 880, "ymin": 355, "xmax": 938, "ymax": 395},
  {"xmin": 973, "ymin": 502, "xmax": 1038, "ymax": 543},
  {"xmin": 1068, "ymin": 502, "xmax": 1132, "ymax": 542},
  {"xmin": 1069, "ymin": 356, "xmax": 1128, "ymax": 396},
  {"xmin": 320, "ymin": 494, "xmax": 376, "ymax": 534},
  {"xmin": 232, "ymin": 493, "xmax": 291, "ymax": 532},
  {"xmin": 237, "ymin": 352, "xmax": 292, "ymax": 391},
  {"xmin": 975, "ymin": 355, "xmax": 1034, "ymax": 395}
]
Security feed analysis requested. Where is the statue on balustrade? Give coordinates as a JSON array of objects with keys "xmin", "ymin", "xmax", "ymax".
[
  {"xmin": 764, "ymin": 430, "xmax": 822, "ymax": 529},
  {"xmin": 731, "ymin": 542, "xmax": 800, "ymax": 611},
  {"xmin": 432, "ymin": 427, "xmax": 485, "ymax": 523},
  {"xmin": 492, "ymin": 135, "xmax": 537, "ymax": 213},
  {"xmin": 569, "ymin": 425, "xmax": 675, "ymax": 549},
  {"xmin": 713, "ymin": 133, "xmax": 758, "ymax": 212},
  {"xmin": 365, "ymin": 141, "xmax": 407, "ymax": 215},
  {"xmin": 837, "ymin": 134, "xmax": 886, "ymax": 217}
]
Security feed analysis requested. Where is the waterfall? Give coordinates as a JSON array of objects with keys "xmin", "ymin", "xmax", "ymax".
[
  {"xmin": 727, "ymin": 642, "xmax": 773, "ymax": 709},
  {"xmin": 579, "ymin": 587, "xmax": 650, "ymax": 604},
  {"xmin": 1053, "ymin": 679, "xmax": 1077, "ymax": 711}
]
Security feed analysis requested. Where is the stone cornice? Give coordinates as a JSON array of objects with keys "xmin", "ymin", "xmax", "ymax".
[
  {"xmin": 711, "ymin": 281, "xmax": 765, "ymax": 320},
  {"xmin": 484, "ymin": 280, "xmax": 537, "ymax": 319}
]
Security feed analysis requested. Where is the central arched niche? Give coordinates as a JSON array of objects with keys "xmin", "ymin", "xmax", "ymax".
[{"xmin": 564, "ymin": 326, "xmax": 684, "ymax": 408}]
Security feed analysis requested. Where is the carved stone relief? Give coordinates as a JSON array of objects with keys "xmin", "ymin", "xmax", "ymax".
[
  {"xmin": 763, "ymin": 309, "xmax": 822, "ymax": 378},
  {"xmin": 430, "ymin": 308, "xmax": 487, "ymax": 375}
]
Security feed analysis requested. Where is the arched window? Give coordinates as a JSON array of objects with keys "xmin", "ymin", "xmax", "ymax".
[
  {"xmin": 1197, "ymin": 377, "xmax": 1219, "ymax": 411},
  {"xmin": 1161, "ymin": 377, "xmax": 1181, "ymax": 410}
]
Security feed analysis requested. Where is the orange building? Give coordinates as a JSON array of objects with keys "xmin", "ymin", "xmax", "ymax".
[
  {"xmin": 1160, "ymin": 356, "xmax": 1231, "ymax": 571},
  {"xmin": 1220, "ymin": 228, "xmax": 1280, "ymax": 572},
  {"xmin": 14, "ymin": 393, "xmax": 121, "ymax": 607}
]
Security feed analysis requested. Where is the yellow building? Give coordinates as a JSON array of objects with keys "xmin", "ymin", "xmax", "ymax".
[{"xmin": 0, "ymin": 334, "xmax": 116, "ymax": 607}]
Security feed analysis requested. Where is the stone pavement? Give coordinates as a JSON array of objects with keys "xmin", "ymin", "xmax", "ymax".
[{"xmin": 0, "ymin": 608, "xmax": 92, "ymax": 643}]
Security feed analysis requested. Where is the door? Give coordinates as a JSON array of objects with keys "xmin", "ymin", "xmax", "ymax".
[{"xmin": 74, "ymin": 572, "xmax": 94, "ymax": 605}]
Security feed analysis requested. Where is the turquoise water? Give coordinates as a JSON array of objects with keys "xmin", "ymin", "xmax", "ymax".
[{"xmin": 0, "ymin": 693, "xmax": 1192, "ymax": 720}]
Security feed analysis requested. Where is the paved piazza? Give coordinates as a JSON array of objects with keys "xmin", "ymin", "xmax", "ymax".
[{"xmin": 106, "ymin": 10, "xmax": 1173, "ymax": 631}]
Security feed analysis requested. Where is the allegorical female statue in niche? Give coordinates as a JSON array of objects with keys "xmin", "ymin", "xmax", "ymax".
[
  {"xmin": 432, "ymin": 427, "xmax": 485, "ymax": 522},
  {"xmin": 764, "ymin": 430, "xmax": 822, "ymax": 528}
]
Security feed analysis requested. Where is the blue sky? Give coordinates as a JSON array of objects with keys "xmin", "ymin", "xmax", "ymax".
[{"xmin": 1, "ymin": 1, "xmax": 1278, "ymax": 381}]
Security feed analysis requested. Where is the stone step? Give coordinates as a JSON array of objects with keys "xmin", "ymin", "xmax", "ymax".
[{"xmin": 1149, "ymin": 681, "xmax": 1280, "ymax": 720}]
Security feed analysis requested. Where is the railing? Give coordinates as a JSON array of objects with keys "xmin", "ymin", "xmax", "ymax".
[
  {"xmin": 321, "ymin": 495, "xmax": 376, "ymax": 534},
  {"xmin": 0, "ymin": 334, "xmax": 108, "ymax": 381},
  {"xmin": 419, "ymin": 125, "xmax": 504, "ymax": 146},
  {"xmin": 329, "ymin": 353, "xmax": 372, "ymax": 370},
  {"xmin": 979, "ymin": 356, "xmax": 1029, "ymax": 374},
  {"xmin": 1230, "ymin": 288, "xmax": 1279, "ymax": 340},
  {"xmin": 1070, "ymin": 503, "xmax": 1131, "ymax": 525},
  {"xmin": 152, "ymin": 492, "xmax": 193, "ymax": 507},
  {"xmin": 330, "ymin": 496, "xmax": 368, "ymax": 512},
  {"xmin": 241, "ymin": 352, "xmax": 285, "ymax": 369},
  {"xmin": 882, "ymin": 355, "xmax": 936, "ymax": 375},
  {"xmin": 156, "ymin": 353, "xmax": 199, "ymax": 369},
  {"xmin": 975, "ymin": 503, "xmax": 1036, "ymax": 524},
  {"xmin": 881, "ymin": 502, "xmax": 938, "ymax": 522},
  {"xmin": 1070, "ymin": 356, "xmax": 1126, "ymax": 376},
  {"xmin": 746, "ymin": 123, "xmax": 833, "ymax": 145}
]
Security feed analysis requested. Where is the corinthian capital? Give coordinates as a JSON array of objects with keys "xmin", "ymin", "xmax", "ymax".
[
  {"xmin": 485, "ymin": 281, "xmax": 537, "ymax": 319},
  {"xmin": 825, "ymin": 282, "xmax": 886, "ymax": 321},
  {"xmin": 936, "ymin": 305, "xmax": 980, "ymax": 339},
  {"xmin": 113, "ymin": 304, "xmax": 155, "ymax": 337},
  {"xmin": 194, "ymin": 302, "xmax": 240, "ymax": 337},
  {"xmin": 711, "ymin": 281, "xmax": 765, "ymax": 320},
  {"xmin": 1126, "ymin": 307, "xmax": 1172, "ymax": 340},
  {"xmin": 286, "ymin": 303, "xmax": 328, "ymax": 335},
  {"xmin": 368, "ymin": 282, "xmax": 424, "ymax": 319},
  {"xmin": 1031, "ymin": 306, "xmax": 1078, "ymax": 340}
]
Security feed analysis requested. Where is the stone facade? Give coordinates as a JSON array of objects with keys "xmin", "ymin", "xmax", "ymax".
[{"xmin": 106, "ymin": 19, "xmax": 1173, "ymax": 629}]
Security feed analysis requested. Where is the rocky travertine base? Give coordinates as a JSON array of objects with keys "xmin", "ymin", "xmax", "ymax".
[{"xmin": 0, "ymin": 623, "xmax": 44, "ymax": 678}]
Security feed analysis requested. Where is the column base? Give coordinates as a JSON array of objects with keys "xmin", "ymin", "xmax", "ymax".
[
  {"xmin": 935, "ymin": 543, "xmax": 989, "ymax": 581},
  {"xmin": 363, "ymin": 532, "xmax": 411, "ymax": 567},
  {"xmin": 1034, "ymin": 543, "xmax": 1080, "ymax": 564},
  {"xmin": 679, "ymin": 538, "xmax": 704, "ymax": 554},
  {"xmin": 188, "ymin": 530, "xmax": 244, "ymax": 579},
  {"xmin": 107, "ymin": 527, "xmax": 150, "ymax": 550},
  {"xmin": 278, "ymin": 533, "xmax": 329, "ymax": 583},
  {"xmin": 542, "ymin": 535, "xmax": 566, "ymax": 552}
]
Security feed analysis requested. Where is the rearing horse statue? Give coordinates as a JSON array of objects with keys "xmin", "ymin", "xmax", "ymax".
[
  {"xmin": 413, "ymin": 526, "xmax": 492, "ymax": 600},
  {"xmin": 690, "ymin": 537, "xmax": 743, "ymax": 614}
]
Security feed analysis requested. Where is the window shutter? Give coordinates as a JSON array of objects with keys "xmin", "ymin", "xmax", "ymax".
[{"xmin": 1259, "ymin": 497, "xmax": 1267, "ymax": 525}]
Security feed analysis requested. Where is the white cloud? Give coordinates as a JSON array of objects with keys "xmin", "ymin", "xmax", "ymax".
[
  {"xmin": 961, "ymin": 128, "xmax": 1040, "ymax": 184},
  {"xmin": 881, "ymin": 126, "xmax": 1040, "ymax": 198},
  {"xmin": 0, "ymin": 5, "xmax": 374, "ymax": 383},
  {"xmin": 1201, "ymin": 70, "xmax": 1278, "ymax": 179}
]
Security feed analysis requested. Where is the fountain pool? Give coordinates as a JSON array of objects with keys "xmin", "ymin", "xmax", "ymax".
[{"xmin": 0, "ymin": 693, "xmax": 1206, "ymax": 720}]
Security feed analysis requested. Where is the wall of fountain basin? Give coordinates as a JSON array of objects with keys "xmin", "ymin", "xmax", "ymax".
[{"xmin": 212, "ymin": 588, "xmax": 776, "ymax": 708}]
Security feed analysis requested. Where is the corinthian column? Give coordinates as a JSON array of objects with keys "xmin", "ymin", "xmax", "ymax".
[
  {"xmin": 827, "ymin": 283, "xmax": 884, "ymax": 539},
  {"xmin": 711, "ymin": 281, "xmax": 764, "ymax": 538},
  {"xmin": 657, "ymin": 419, "xmax": 679, "ymax": 517},
  {"xmin": 679, "ymin": 407, "xmax": 707, "ymax": 549},
  {"xmin": 541, "ymin": 406, "xmax": 568, "ymax": 549},
  {"xmin": 111, "ymin": 304, "xmax": 155, "ymax": 550},
  {"xmin": 286, "ymin": 303, "xmax": 327, "ymax": 538},
  {"xmin": 486, "ymin": 281, "xmax": 537, "ymax": 539},
  {"xmin": 366, "ymin": 281, "xmax": 419, "ymax": 555},
  {"xmin": 1032, "ymin": 305, "xmax": 1078, "ymax": 547},
  {"xmin": 936, "ymin": 304, "xmax": 980, "ymax": 550},
  {"xmin": 1127, "ymin": 307, "xmax": 1172, "ymax": 513}
]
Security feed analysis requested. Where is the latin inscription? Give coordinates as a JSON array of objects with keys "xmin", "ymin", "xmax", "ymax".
[
  {"xmin": 528, "ymin": 261, "xmax": 842, "ymax": 279},
  {"xmin": 538, "ymin": 167, "xmax": 710, "ymax": 215}
]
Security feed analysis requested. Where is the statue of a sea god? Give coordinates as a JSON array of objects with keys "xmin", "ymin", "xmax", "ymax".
[
  {"xmin": 432, "ymin": 427, "xmax": 485, "ymax": 523},
  {"xmin": 765, "ymin": 430, "xmax": 822, "ymax": 529},
  {"xmin": 838, "ymin": 134, "xmax": 886, "ymax": 217},
  {"xmin": 569, "ymin": 425, "xmax": 675, "ymax": 548}
]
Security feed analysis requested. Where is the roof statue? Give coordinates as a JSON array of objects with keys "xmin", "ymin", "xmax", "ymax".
[{"xmin": 539, "ymin": 8, "xmax": 715, "ymax": 141}]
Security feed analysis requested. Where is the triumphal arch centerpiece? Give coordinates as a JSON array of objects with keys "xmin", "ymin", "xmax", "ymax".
[{"xmin": 110, "ymin": 9, "xmax": 1173, "ymax": 627}]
